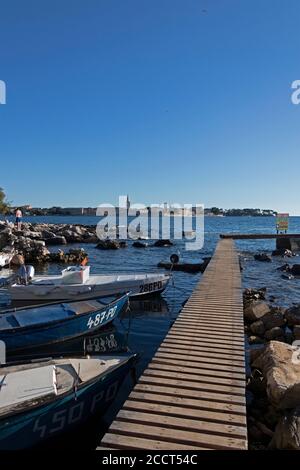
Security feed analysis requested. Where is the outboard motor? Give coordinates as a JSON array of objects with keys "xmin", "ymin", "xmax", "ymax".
[{"xmin": 17, "ymin": 265, "xmax": 35, "ymax": 285}]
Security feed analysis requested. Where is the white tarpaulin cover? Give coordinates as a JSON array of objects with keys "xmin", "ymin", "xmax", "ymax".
[{"xmin": 0, "ymin": 365, "xmax": 57, "ymax": 410}]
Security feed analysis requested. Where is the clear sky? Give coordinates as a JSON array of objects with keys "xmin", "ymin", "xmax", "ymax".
[{"xmin": 0, "ymin": 0, "xmax": 300, "ymax": 213}]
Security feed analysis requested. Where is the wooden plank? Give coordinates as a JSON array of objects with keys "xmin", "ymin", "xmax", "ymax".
[
  {"xmin": 169, "ymin": 326, "xmax": 245, "ymax": 340},
  {"xmin": 123, "ymin": 399, "xmax": 247, "ymax": 428},
  {"xmin": 158, "ymin": 346, "xmax": 245, "ymax": 364},
  {"xmin": 110, "ymin": 420, "xmax": 246, "ymax": 450},
  {"xmin": 153, "ymin": 353, "xmax": 245, "ymax": 372},
  {"xmin": 146, "ymin": 364, "xmax": 246, "ymax": 387},
  {"xmin": 172, "ymin": 322, "xmax": 245, "ymax": 334},
  {"xmin": 100, "ymin": 433, "xmax": 207, "ymax": 450},
  {"xmin": 134, "ymin": 383, "xmax": 245, "ymax": 405},
  {"xmin": 117, "ymin": 409, "xmax": 247, "ymax": 439},
  {"xmin": 142, "ymin": 370, "xmax": 245, "ymax": 393},
  {"xmin": 129, "ymin": 391, "xmax": 245, "ymax": 415},
  {"xmin": 148, "ymin": 364, "xmax": 245, "ymax": 383},
  {"xmin": 164, "ymin": 335, "xmax": 245, "ymax": 351},
  {"xmin": 161, "ymin": 340, "xmax": 245, "ymax": 358},
  {"xmin": 166, "ymin": 331, "xmax": 245, "ymax": 346}
]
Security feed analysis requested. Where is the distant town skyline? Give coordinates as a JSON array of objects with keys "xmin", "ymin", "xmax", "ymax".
[{"xmin": 1, "ymin": 1, "xmax": 300, "ymax": 214}]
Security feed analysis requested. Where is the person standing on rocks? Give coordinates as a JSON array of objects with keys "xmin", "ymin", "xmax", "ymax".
[{"xmin": 15, "ymin": 208, "xmax": 22, "ymax": 231}]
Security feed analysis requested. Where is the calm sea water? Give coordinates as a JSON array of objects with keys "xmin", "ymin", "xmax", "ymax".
[{"xmin": 1, "ymin": 215, "xmax": 300, "ymax": 449}]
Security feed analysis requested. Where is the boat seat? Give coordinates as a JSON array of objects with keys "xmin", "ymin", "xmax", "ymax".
[
  {"xmin": 0, "ymin": 365, "xmax": 57, "ymax": 417},
  {"xmin": 68, "ymin": 358, "xmax": 121, "ymax": 382}
]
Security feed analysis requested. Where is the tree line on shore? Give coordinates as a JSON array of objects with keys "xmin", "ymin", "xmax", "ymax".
[{"xmin": 0, "ymin": 187, "xmax": 277, "ymax": 217}]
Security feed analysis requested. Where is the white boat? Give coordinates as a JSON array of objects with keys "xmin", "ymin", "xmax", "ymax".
[{"xmin": 5, "ymin": 266, "xmax": 170, "ymax": 303}]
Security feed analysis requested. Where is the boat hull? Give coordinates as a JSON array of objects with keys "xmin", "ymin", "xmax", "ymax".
[
  {"xmin": 7, "ymin": 273, "xmax": 170, "ymax": 303},
  {"xmin": 0, "ymin": 354, "xmax": 135, "ymax": 450},
  {"xmin": 0, "ymin": 295, "xmax": 128, "ymax": 353}
]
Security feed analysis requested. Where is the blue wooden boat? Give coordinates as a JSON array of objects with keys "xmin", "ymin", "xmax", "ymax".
[
  {"xmin": 0, "ymin": 352, "xmax": 136, "ymax": 449},
  {"xmin": 7, "ymin": 325, "xmax": 130, "ymax": 363},
  {"xmin": 0, "ymin": 294, "xmax": 129, "ymax": 353}
]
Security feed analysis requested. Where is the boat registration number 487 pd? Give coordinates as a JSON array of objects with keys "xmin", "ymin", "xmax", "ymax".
[
  {"xmin": 139, "ymin": 281, "xmax": 162, "ymax": 293},
  {"xmin": 87, "ymin": 306, "xmax": 118, "ymax": 329}
]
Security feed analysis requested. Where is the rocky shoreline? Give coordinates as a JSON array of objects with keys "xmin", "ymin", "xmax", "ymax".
[
  {"xmin": 244, "ymin": 287, "xmax": 300, "ymax": 449},
  {"xmin": 0, "ymin": 221, "xmax": 207, "ymax": 272},
  {"xmin": 0, "ymin": 221, "xmax": 98, "ymax": 265}
]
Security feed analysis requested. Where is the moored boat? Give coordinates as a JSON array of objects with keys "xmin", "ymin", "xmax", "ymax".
[
  {"xmin": 3, "ymin": 266, "xmax": 170, "ymax": 304},
  {"xmin": 0, "ymin": 293, "xmax": 129, "ymax": 353},
  {"xmin": 0, "ymin": 353, "xmax": 136, "ymax": 449}
]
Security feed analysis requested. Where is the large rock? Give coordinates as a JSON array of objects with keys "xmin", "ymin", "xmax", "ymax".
[
  {"xmin": 253, "ymin": 341, "xmax": 300, "ymax": 409},
  {"xmin": 59, "ymin": 230, "xmax": 81, "ymax": 243},
  {"xmin": 270, "ymin": 407, "xmax": 300, "ymax": 449},
  {"xmin": 96, "ymin": 240, "xmax": 125, "ymax": 250},
  {"xmin": 262, "ymin": 309, "xmax": 286, "ymax": 330},
  {"xmin": 250, "ymin": 320, "xmax": 265, "ymax": 336},
  {"xmin": 254, "ymin": 253, "xmax": 272, "ymax": 262},
  {"xmin": 84, "ymin": 235, "xmax": 98, "ymax": 244},
  {"xmin": 0, "ymin": 228, "xmax": 13, "ymax": 250},
  {"xmin": 291, "ymin": 264, "xmax": 300, "ymax": 276},
  {"xmin": 272, "ymin": 248, "xmax": 294, "ymax": 257},
  {"xmin": 264, "ymin": 327, "xmax": 285, "ymax": 341},
  {"xmin": 133, "ymin": 241, "xmax": 147, "ymax": 248},
  {"xmin": 40, "ymin": 229, "xmax": 57, "ymax": 239},
  {"xmin": 22, "ymin": 230, "xmax": 42, "ymax": 239},
  {"xmin": 51, "ymin": 248, "xmax": 88, "ymax": 264},
  {"xmin": 153, "ymin": 239, "xmax": 173, "ymax": 247},
  {"xmin": 285, "ymin": 305, "xmax": 300, "ymax": 327},
  {"xmin": 294, "ymin": 325, "xmax": 300, "ymax": 340},
  {"xmin": 44, "ymin": 236, "xmax": 67, "ymax": 245},
  {"xmin": 243, "ymin": 288, "xmax": 266, "ymax": 311},
  {"xmin": 24, "ymin": 246, "xmax": 51, "ymax": 264},
  {"xmin": 244, "ymin": 301, "xmax": 271, "ymax": 323},
  {"xmin": 249, "ymin": 335, "xmax": 266, "ymax": 345}
]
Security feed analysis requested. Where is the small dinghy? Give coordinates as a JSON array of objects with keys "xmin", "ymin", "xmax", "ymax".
[
  {"xmin": 0, "ymin": 352, "xmax": 136, "ymax": 449},
  {"xmin": 0, "ymin": 294, "xmax": 129, "ymax": 353},
  {"xmin": 4, "ymin": 265, "xmax": 170, "ymax": 304}
]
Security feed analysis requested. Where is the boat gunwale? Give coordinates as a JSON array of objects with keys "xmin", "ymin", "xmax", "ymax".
[{"xmin": 0, "ymin": 293, "xmax": 129, "ymax": 335}]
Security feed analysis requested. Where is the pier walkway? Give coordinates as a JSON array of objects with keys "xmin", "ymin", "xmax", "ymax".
[
  {"xmin": 220, "ymin": 233, "xmax": 300, "ymax": 240},
  {"xmin": 99, "ymin": 239, "xmax": 248, "ymax": 450}
]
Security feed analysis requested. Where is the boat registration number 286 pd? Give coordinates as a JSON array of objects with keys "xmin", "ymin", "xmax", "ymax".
[
  {"xmin": 139, "ymin": 281, "xmax": 162, "ymax": 293},
  {"xmin": 87, "ymin": 306, "xmax": 118, "ymax": 329}
]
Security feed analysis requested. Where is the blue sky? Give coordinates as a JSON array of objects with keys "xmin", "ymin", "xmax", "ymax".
[{"xmin": 0, "ymin": 0, "xmax": 300, "ymax": 213}]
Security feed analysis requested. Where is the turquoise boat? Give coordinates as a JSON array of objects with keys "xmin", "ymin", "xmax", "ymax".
[{"xmin": 0, "ymin": 352, "xmax": 136, "ymax": 449}]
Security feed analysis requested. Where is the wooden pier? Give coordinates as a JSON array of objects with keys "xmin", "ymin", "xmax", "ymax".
[
  {"xmin": 99, "ymin": 239, "xmax": 248, "ymax": 450},
  {"xmin": 220, "ymin": 233, "xmax": 300, "ymax": 240}
]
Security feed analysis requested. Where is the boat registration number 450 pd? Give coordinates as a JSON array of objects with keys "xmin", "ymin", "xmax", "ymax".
[
  {"xmin": 139, "ymin": 281, "xmax": 162, "ymax": 293},
  {"xmin": 87, "ymin": 306, "xmax": 118, "ymax": 329}
]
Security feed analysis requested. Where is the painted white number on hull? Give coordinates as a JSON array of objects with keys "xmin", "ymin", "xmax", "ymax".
[
  {"xmin": 33, "ymin": 380, "xmax": 120, "ymax": 438},
  {"xmin": 139, "ymin": 281, "xmax": 163, "ymax": 293},
  {"xmin": 87, "ymin": 306, "xmax": 118, "ymax": 329}
]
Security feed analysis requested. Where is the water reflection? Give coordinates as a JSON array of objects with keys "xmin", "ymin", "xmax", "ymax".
[
  {"xmin": 124, "ymin": 297, "xmax": 170, "ymax": 318},
  {"xmin": 6, "ymin": 324, "xmax": 131, "ymax": 364}
]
